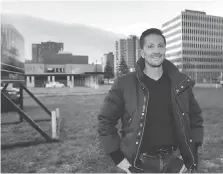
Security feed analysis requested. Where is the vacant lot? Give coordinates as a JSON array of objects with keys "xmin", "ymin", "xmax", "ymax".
[{"xmin": 1, "ymin": 88, "xmax": 223, "ymax": 173}]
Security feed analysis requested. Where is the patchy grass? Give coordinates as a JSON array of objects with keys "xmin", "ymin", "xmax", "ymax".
[{"xmin": 1, "ymin": 88, "xmax": 223, "ymax": 173}]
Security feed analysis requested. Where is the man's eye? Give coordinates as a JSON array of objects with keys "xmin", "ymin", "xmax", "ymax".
[
  {"xmin": 148, "ymin": 45, "xmax": 153, "ymax": 48},
  {"xmin": 159, "ymin": 44, "xmax": 165, "ymax": 47}
]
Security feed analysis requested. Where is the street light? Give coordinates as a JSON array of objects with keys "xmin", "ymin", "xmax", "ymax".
[
  {"xmin": 191, "ymin": 58, "xmax": 198, "ymax": 84},
  {"xmin": 186, "ymin": 58, "xmax": 197, "ymax": 84},
  {"xmin": 96, "ymin": 60, "xmax": 97, "ymax": 72}
]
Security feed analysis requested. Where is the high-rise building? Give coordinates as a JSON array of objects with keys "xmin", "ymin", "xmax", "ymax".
[
  {"xmin": 102, "ymin": 52, "xmax": 115, "ymax": 73},
  {"xmin": 115, "ymin": 36, "xmax": 140, "ymax": 74},
  {"xmin": 115, "ymin": 39, "xmax": 126, "ymax": 75},
  {"xmin": 126, "ymin": 35, "xmax": 141, "ymax": 71},
  {"xmin": 32, "ymin": 41, "xmax": 64, "ymax": 62},
  {"xmin": 162, "ymin": 9, "xmax": 223, "ymax": 83}
]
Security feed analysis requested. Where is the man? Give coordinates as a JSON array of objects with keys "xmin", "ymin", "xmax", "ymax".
[{"xmin": 98, "ymin": 28, "xmax": 204, "ymax": 173}]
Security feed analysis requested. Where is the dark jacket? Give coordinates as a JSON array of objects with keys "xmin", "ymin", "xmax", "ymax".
[{"xmin": 98, "ymin": 57, "xmax": 204, "ymax": 171}]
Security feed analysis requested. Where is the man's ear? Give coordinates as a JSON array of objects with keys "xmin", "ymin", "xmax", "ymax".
[{"xmin": 141, "ymin": 50, "xmax": 144, "ymax": 58}]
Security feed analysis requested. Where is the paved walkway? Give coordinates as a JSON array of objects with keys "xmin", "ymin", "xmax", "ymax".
[{"xmin": 24, "ymin": 85, "xmax": 112, "ymax": 98}]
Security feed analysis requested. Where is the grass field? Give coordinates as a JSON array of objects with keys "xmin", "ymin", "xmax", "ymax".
[{"xmin": 1, "ymin": 87, "xmax": 223, "ymax": 173}]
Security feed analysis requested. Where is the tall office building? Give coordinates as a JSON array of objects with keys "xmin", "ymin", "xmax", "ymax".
[
  {"xmin": 162, "ymin": 9, "xmax": 223, "ymax": 83},
  {"xmin": 115, "ymin": 36, "xmax": 140, "ymax": 74},
  {"xmin": 32, "ymin": 41, "xmax": 64, "ymax": 62},
  {"xmin": 102, "ymin": 52, "xmax": 115, "ymax": 73}
]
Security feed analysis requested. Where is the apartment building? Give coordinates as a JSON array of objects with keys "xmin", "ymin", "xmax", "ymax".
[{"xmin": 115, "ymin": 36, "xmax": 141, "ymax": 74}]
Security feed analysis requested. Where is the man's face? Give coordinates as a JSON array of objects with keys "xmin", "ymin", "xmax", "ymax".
[{"xmin": 141, "ymin": 34, "xmax": 166, "ymax": 67}]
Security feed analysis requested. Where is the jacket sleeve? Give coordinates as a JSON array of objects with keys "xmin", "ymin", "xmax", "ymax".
[
  {"xmin": 188, "ymin": 87, "xmax": 204, "ymax": 146},
  {"xmin": 98, "ymin": 77, "xmax": 125, "ymax": 154}
]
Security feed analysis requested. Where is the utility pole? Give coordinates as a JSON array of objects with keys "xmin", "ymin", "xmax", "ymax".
[
  {"xmin": 191, "ymin": 59, "xmax": 198, "ymax": 84},
  {"xmin": 96, "ymin": 60, "xmax": 97, "ymax": 72}
]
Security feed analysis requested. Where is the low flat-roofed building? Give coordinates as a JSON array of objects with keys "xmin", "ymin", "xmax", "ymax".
[{"xmin": 25, "ymin": 53, "xmax": 103, "ymax": 88}]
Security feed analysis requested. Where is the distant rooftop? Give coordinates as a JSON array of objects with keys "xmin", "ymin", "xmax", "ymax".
[
  {"xmin": 58, "ymin": 50, "xmax": 72, "ymax": 54},
  {"xmin": 184, "ymin": 9, "xmax": 206, "ymax": 15}
]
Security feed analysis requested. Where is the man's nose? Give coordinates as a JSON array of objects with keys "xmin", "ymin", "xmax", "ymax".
[
  {"xmin": 152, "ymin": 47, "xmax": 163, "ymax": 53},
  {"xmin": 152, "ymin": 53, "xmax": 162, "ymax": 57}
]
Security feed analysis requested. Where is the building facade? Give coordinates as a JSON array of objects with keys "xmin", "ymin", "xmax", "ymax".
[
  {"xmin": 25, "ymin": 54, "xmax": 103, "ymax": 88},
  {"xmin": 102, "ymin": 52, "xmax": 115, "ymax": 74},
  {"xmin": 126, "ymin": 35, "xmax": 140, "ymax": 71},
  {"xmin": 1, "ymin": 22, "xmax": 25, "ymax": 62},
  {"xmin": 162, "ymin": 9, "xmax": 223, "ymax": 83},
  {"xmin": 1, "ymin": 22, "xmax": 25, "ymax": 85},
  {"xmin": 115, "ymin": 39, "xmax": 126, "ymax": 75},
  {"xmin": 115, "ymin": 36, "xmax": 141, "ymax": 74},
  {"xmin": 32, "ymin": 41, "xmax": 64, "ymax": 62}
]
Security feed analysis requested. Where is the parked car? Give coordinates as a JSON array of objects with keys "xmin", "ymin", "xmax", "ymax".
[
  {"xmin": 109, "ymin": 79, "xmax": 114, "ymax": 84},
  {"xmin": 45, "ymin": 81, "xmax": 65, "ymax": 88},
  {"xmin": 220, "ymin": 80, "xmax": 223, "ymax": 87}
]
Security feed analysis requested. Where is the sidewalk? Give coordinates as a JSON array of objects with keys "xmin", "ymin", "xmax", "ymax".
[{"xmin": 23, "ymin": 85, "xmax": 112, "ymax": 98}]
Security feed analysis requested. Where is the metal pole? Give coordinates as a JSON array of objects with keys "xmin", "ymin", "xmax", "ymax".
[
  {"xmin": 96, "ymin": 60, "xmax": 97, "ymax": 72},
  {"xmin": 191, "ymin": 59, "xmax": 197, "ymax": 84},
  {"xmin": 19, "ymin": 83, "xmax": 24, "ymax": 122},
  {"xmin": 195, "ymin": 60, "xmax": 197, "ymax": 84}
]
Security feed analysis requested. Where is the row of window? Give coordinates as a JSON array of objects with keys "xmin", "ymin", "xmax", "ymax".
[
  {"xmin": 182, "ymin": 29, "xmax": 222, "ymax": 36},
  {"xmin": 47, "ymin": 68, "xmax": 65, "ymax": 73},
  {"xmin": 166, "ymin": 51, "xmax": 181, "ymax": 58},
  {"xmin": 162, "ymin": 23, "xmax": 180, "ymax": 33},
  {"xmin": 167, "ymin": 36, "xmax": 181, "ymax": 45},
  {"xmin": 182, "ymin": 43, "xmax": 222, "ymax": 49},
  {"xmin": 182, "ymin": 22, "xmax": 222, "ymax": 29},
  {"xmin": 182, "ymin": 14, "xmax": 223, "ymax": 24},
  {"xmin": 166, "ymin": 44, "xmax": 181, "ymax": 51},
  {"xmin": 184, "ymin": 57, "xmax": 223, "ymax": 63},
  {"xmin": 183, "ymin": 64, "xmax": 223, "ymax": 69},
  {"xmin": 165, "ymin": 30, "xmax": 181, "ymax": 39},
  {"xmin": 171, "ymin": 57, "xmax": 223, "ymax": 63},
  {"xmin": 182, "ymin": 50, "xmax": 223, "ymax": 56},
  {"xmin": 182, "ymin": 35, "xmax": 222, "ymax": 43},
  {"xmin": 26, "ymin": 66, "xmax": 44, "ymax": 71},
  {"xmin": 168, "ymin": 43, "xmax": 222, "ymax": 52},
  {"xmin": 184, "ymin": 71, "xmax": 221, "ymax": 82},
  {"xmin": 26, "ymin": 66, "xmax": 65, "ymax": 73},
  {"xmin": 163, "ymin": 16, "xmax": 180, "ymax": 28}
]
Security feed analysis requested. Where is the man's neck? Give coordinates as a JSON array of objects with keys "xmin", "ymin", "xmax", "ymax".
[{"xmin": 143, "ymin": 63, "xmax": 163, "ymax": 81}]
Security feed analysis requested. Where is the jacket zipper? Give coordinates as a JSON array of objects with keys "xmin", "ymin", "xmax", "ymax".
[
  {"xmin": 172, "ymin": 77, "xmax": 195, "ymax": 169},
  {"xmin": 133, "ymin": 75, "xmax": 149, "ymax": 171}
]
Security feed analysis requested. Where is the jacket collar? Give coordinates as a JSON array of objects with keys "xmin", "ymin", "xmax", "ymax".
[{"xmin": 135, "ymin": 57, "xmax": 195, "ymax": 90}]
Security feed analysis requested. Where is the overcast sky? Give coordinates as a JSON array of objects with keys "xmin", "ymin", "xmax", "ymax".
[{"xmin": 2, "ymin": 0, "xmax": 223, "ymax": 36}]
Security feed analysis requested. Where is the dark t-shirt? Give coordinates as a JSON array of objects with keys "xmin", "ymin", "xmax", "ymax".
[{"xmin": 140, "ymin": 71, "xmax": 178, "ymax": 152}]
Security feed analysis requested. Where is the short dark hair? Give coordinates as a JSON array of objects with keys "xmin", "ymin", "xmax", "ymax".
[{"xmin": 139, "ymin": 28, "xmax": 166, "ymax": 49}]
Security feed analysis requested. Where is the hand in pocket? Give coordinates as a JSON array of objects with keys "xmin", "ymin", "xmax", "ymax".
[{"xmin": 164, "ymin": 153, "xmax": 186, "ymax": 173}]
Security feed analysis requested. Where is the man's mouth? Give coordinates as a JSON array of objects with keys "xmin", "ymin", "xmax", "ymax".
[
  {"xmin": 152, "ymin": 57, "xmax": 162, "ymax": 59},
  {"xmin": 152, "ymin": 54, "xmax": 162, "ymax": 59}
]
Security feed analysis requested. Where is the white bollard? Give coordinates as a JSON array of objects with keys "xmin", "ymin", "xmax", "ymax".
[
  {"xmin": 56, "ymin": 108, "xmax": 60, "ymax": 119},
  {"xmin": 51, "ymin": 110, "xmax": 57, "ymax": 139}
]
